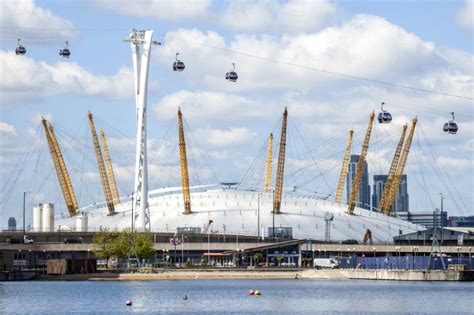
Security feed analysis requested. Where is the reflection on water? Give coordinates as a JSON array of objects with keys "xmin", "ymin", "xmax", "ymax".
[{"xmin": 0, "ymin": 279, "xmax": 473, "ymax": 314}]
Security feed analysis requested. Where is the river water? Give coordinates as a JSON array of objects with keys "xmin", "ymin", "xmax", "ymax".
[{"xmin": 0, "ymin": 279, "xmax": 473, "ymax": 314}]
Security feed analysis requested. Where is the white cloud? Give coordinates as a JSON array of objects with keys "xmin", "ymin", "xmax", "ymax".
[
  {"xmin": 437, "ymin": 156, "xmax": 474, "ymax": 172},
  {"xmin": 456, "ymin": 0, "xmax": 474, "ymax": 32},
  {"xmin": 159, "ymin": 15, "xmax": 470, "ymax": 94},
  {"xmin": 193, "ymin": 127, "xmax": 257, "ymax": 147},
  {"xmin": 219, "ymin": 0, "xmax": 337, "ymax": 33},
  {"xmin": 153, "ymin": 90, "xmax": 273, "ymax": 123},
  {"xmin": 0, "ymin": 0, "xmax": 76, "ymax": 42},
  {"xmin": 95, "ymin": 0, "xmax": 211, "ymax": 20},
  {"xmin": 0, "ymin": 51, "xmax": 135, "ymax": 104},
  {"xmin": 0, "ymin": 122, "xmax": 17, "ymax": 136}
]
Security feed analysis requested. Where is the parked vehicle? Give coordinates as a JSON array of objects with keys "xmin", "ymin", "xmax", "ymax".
[
  {"xmin": 7, "ymin": 236, "xmax": 34, "ymax": 244},
  {"xmin": 313, "ymin": 258, "xmax": 339, "ymax": 269},
  {"xmin": 64, "ymin": 237, "xmax": 83, "ymax": 244}
]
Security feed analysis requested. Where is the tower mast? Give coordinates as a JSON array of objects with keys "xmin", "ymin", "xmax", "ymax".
[
  {"xmin": 273, "ymin": 107, "xmax": 288, "ymax": 214},
  {"xmin": 335, "ymin": 129, "xmax": 353, "ymax": 205},
  {"xmin": 123, "ymin": 29, "xmax": 160, "ymax": 231},
  {"xmin": 48, "ymin": 124, "xmax": 79, "ymax": 213},
  {"xmin": 264, "ymin": 133, "xmax": 273, "ymax": 193},
  {"xmin": 348, "ymin": 112, "xmax": 374, "ymax": 214},
  {"xmin": 178, "ymin": 107, "xmax": 191, "ymax": 215},
  {"xmin": 382, "ymin": 118, "xmax": 417, "ymax": 215},
  {"xmin": 41, "ymin": 117, "xmax": 77, "ymax": 216},
  {"xmin": 88, "ymin": 112, "xmax": 115, "ymax": 215},
  {"xmin": 378, "ymin": 124, "xmax": 407, "ymax": 212},
  {"xmin": 100, "ymin": 129, "xmax": 120, "ymax": 205}
]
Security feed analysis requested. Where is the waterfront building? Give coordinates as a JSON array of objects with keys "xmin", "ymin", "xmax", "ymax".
[
  {"xmin": 448, "ymin": 216, "xmax": 474, "ymax": 227},
  {"xmin": 346, "ymin": 155, "xmax": 370, "ymax": 210},
  {"xmin": 396, "ymin": 210, "xmax": 448, "ymax": 228}
]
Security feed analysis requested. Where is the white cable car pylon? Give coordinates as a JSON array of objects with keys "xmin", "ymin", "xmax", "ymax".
[{"xmin": 123, "ymin": 29, "xmax": 160, "ymax": 231}]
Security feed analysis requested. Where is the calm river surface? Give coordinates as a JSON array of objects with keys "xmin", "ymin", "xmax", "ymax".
[{"xmin": 0, "ymin": 279, "xmax": 473, "ymax": 314}]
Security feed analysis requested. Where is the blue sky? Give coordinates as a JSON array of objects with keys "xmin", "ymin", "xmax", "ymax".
[{"xmin": 0, "ymin": 0, "xmax": 473, "ymax": 228}]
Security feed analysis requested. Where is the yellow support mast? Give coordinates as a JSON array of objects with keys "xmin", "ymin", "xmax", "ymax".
[
  {"xmin": 273, "ymin": 107, "xmax": 288, "ymax": 214},
  {"xmin": 48, "ymin": 123, "xmax": 79, "ymax": 212},
  {"xmin": 100, "ymin": 129, "xmax": 120, "ymax": 205},
  {"xmin": 378, "ymin": 124, "xmax": 408, "ymax": 212},
  {"xmin": 178, "ymin": 108, "xmax": 191, "ymax": 215},
  {"xmin": 348, "ymin": 112, "xmax": 375, "ymax": 214},
  {"xmin": 335, "ymin": 129, "xmax": 353, "ymax": 205},
  {"xmin": 41, "ymin": 117, "xmax": 77, "ymax": 216},
  {"xmin": 382, "ymin": 118, "xmax": 417, "ymax": 215},
  {"xmin": 88, "ymin": 112, "xmax": 115, "ymax": 215},
  {"xmin": 264, "ymin": 133, "xmax": 273, "ymax": 193}
]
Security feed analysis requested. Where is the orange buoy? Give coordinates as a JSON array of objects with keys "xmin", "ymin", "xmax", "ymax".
[
  {"xmin": 248, "ymin": 290, "xmax": 255, "ymax": 295},
  {"xmin": 126, "ymin": 300, "xmax": 132, "ymax": 306},
  {"xmin": 255, "ymin": 290, "xmax": 261, "ymax": 295}
]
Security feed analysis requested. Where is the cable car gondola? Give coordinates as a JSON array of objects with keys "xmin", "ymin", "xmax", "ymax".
[
  {"xmin": 15, "ymin": 38, "xmax": 26, "ymax": 55},
  {"xmin": 377, "ymin": 102, "xmax": 392, "ymax": 124},
  {"xmin": 173, "ymin": 52, "xmax": 185, "ymax": 71},
  {"xmin": 59, "ymin": 41, "xmax": 71, "ymax": 58},
  {"xmin": 443, "ymin": 112, "xmax": 458, "ymax": 134},
  {"xmin": 225, "ymin": 63, "xmax": 238, "ymax": 82}
]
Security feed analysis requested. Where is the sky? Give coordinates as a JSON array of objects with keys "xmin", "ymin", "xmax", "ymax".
[{"xmin": 0, "ymin": 0, "xmax": 473, "ymax": 228}]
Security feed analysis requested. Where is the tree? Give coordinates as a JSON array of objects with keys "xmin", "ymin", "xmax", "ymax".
[
  {"xmin": 92, "ymin": 229, "xmax": 119, "ymax": 266},
  {"xmin": 92, "ymin": 229, "xmax": 155, "ymax": 264}
]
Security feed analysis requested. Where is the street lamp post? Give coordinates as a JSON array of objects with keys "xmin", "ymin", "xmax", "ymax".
[
  {"xmin": 373, "ymin": 247, "xmax": 377, "ymax": 270},
  {"xmin": 23, "ymin": 191, "xmax": 31, "ymax": 237},
  {"xmin": 439, "ymin": 193, "xmax": 445, "ymax": 245},
  {"xmin": 272, "ymin": 190, "xmax": 275, "ymax": 241},
  {"xmin": 257, "ymin": 193, "xmax": 261, "ymax": 240}
]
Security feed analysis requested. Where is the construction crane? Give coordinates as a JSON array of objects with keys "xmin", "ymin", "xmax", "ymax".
[
  {"xmin": 335, "ymin": 129, "xmax": 353, "ymax": 204},
  {"xmin": 100, "ymin": 129, "xmax": 120, "ymax": 205},
  {"xmin": 203, "ymin": 219, "xmax": 214, "ymax": 234},
  {"xmin": 88, "ymin": 112, "xmax": 115, "ymax": 215},
  {"xmin": 41, "ymin": 117, "xmax": 78, "ymax": 216},
  {"xmin": 273, "ymin": 107, "xmax": 288, "ymax": 214},
  {"xmin": 363, "ymin": 229, "xmax": 373, "ymax": 245},
  {"xmin": 178, "ymin": 107, "xmax": 191, "ymax": 215},
  {"xmin": 381, "ymin": 118, "xmax": 417, "ymax": 215},
  {"xmin": 378, "ymin": 124, "xmax": 408, "ymax": 212},
  {"xmin": 347, "ymin": 112, "xmax": 375, "ymax": 214},
  {"xmin": 264, "ymin": 133, "xmax": 273, "ymax": 193}
]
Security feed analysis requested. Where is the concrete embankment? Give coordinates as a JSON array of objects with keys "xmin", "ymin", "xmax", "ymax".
[
  {"xmin": 26, "ymin": 269, "xmax": 474, "ymax": 281},
  {"xmin": 36, "ymin": 269, "xmax": 301, "ymax": 281},
  {"xmin": 297, "ymin": 269, "xmax": 474, "ymax": 281}
]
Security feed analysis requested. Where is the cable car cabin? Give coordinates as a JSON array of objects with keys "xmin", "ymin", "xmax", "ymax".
[
  {"xmin": 59, "ymin": 48, "xmax": 70, "ymax": 58},
  {"xmin": 15, "ymin": 39, "xmax": 26, "ymax": 55},
  {"xmin": 377, "ymin": 111, "xmax": 392, "ymax": 124},
  {"xmin": 225, "ymin": 71, "xmax": 238, "ymax": 82},
  {"xmin": 173, "ymin": 61, "xmax": 185, "ymax": 71},
  {"xmin": 443, "ymin": 121, "xmax": 458, "ymax": 134},
  {"xmin": 15, "ymin": 45, "xmax": 26, "ymax": 55}
]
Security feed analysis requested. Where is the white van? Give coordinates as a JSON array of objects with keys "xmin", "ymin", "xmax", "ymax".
[{"xmin": 313, "ymin": 258, "xmax": 338, "ymax": 269}]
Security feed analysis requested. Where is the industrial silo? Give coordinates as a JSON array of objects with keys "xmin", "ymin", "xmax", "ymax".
[
  {"xmin": 42, "ymin": 203, "xmax": 54, "ymax": 232},
  {"xmin": 33, "ymin": 206, "xmax": 43, "ymax": 232},
  {"xmin": 75, "ymin": 212, "xmax": 88, "ymax": 232}
]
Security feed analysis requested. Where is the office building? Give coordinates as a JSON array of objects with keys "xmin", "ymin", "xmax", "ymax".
[
  {"xmin": 372, "ymin": 174, "xmax": 409, "ymax": 212},
  {"xmin": 346, "ymin": 155, "xmax": 370, "ymax": 210}
]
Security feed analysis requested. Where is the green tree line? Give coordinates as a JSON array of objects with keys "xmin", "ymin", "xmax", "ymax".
[{"xmin": 92, "ymin": 229, "xmax": 155, "ymax": 264}]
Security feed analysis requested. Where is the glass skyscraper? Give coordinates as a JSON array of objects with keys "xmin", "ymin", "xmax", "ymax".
[
  {"xmin": 346, "ymin": 154, "xmax": 371, "ymax": 210},
  {"xmin": 372, "ymin": 174, "xmax": 409, "ymax": 212}
]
